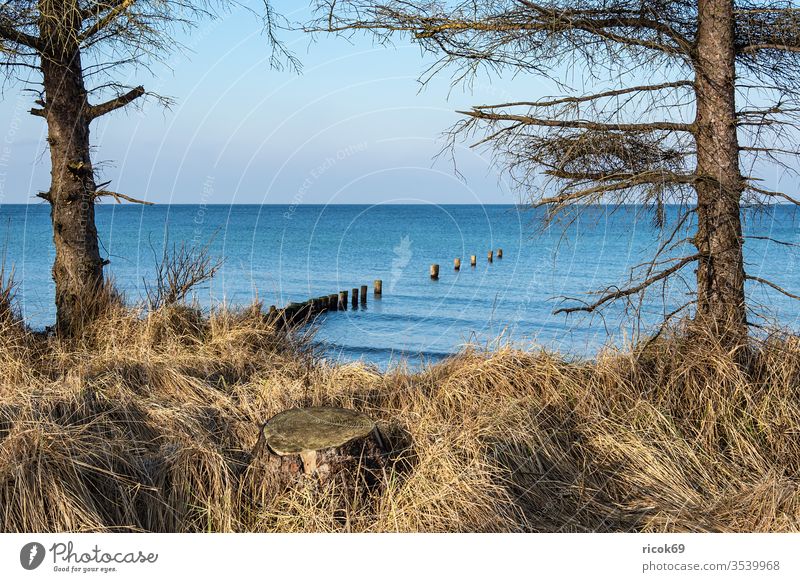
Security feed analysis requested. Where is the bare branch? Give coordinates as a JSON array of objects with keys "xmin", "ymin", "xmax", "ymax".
[
  {"xmin": 87, "ymin": 85, "xmax": 145, "ymax": 119},
  {"xmin": 0, "ymin": 16, "xmax": 43, "ymax": 51},
  {"xmin": 747, "ymin": 275, "xmax": 800, "ymax": 301},
  {"xmin": 744, "ymin": 235, "xmax": 799, "ymax": 247},
  {"xmin": 554, "ymin": 254, "xmax": 700, "ymax": 315},
  {"xmin": 747, "ymin": 184, "xmax": 800, "ymax": 206},
  {"xmin": 740, "ymin": 146, "xmax": 800, "ymax": 155},
  {"xmin": 79, "ymin": 0, "xmax": 138, "ymax": 43},
  {"xmin": 460, "ymin": 107, "xmax": 694, "ymax": 133},
  {"xmin": 736, "ymin": 4, "xmax": 800, "ymax": 53},
  {"xmin": 473, "ymin": 81, "xmax": 695, "ymax": 110},
  {"xmin": 94, "ymin": 190, "xmax": 153, "ymax": 205},
  {"xmin": 542, "ymin": 169, "xmax": 696, "ymax": 183},
  {"xmin": 144, "ymin": 238, "xmax": 223, "ymax": 310}
]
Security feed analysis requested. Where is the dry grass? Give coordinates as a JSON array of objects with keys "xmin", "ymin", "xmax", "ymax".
[{"xmin": 0, "ymin": 296, "xmax": 798, "ymax": 532}]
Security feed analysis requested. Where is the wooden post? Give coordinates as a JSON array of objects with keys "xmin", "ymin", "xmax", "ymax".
[
  {"xmin": 430, "ymin": 264, "xmax": 439, "ymax": 280},
  {"xmin": 285, "ymin": 302, "xmax": 302, "ymax": 322},
  {"xmin": 328, "ymin": 294, "xmax": 338, "ymax": 311},
  {"xmin": 470, "ymin": 255, "xmax": 477, "ymax": 267},
  {"xmin": 374, "ymin": 279, "xmax": 382, "ymax": 297},
  {"xmin": 488, "ymin": 250, "xmax": 494, "ymax": 263},
  {"xmin": 360, "ymin": 285, "xmax": 368, "ymax": 305},
  {"xmin": 497, "ymin": 248, "xmax": 503, "ymax": 259},
  {"xmin": 351, "ymin": 288, "xmax": 359, "ymax": 308},
  {"xmin": 338, "ymin": 290, "xmax": 348, "ymax": 310},
  {"xmin": 454, "ymin": 258, "xmax": 461, "ymax": 271}
]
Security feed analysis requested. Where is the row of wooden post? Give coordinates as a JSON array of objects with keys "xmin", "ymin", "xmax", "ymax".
[
  {"xmin": 431, "ymin": 248, "xmax": 503, "ymax": 280},
  {"xmin": 268, "ymin": 280, "xmax": 383, "ymax": 326}
]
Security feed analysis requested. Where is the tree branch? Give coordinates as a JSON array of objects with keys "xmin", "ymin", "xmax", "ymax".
[
  {"xmin": 739, "ymin": 43, "xmax": 800, "ymax": 53},
  {"xmin": 94, "ymin": 190, "xmax": 153, "ymax": 205},
  {"xmin": 735, "ymin": 6, "xmax": 800, "ymax": 54},
  {"xmin": 79, "ymin": 0, "xmax": 138, "ymax": 42},
  {"xmin": 554, "ymin": 254, "xmax": 700, "ymax": 315},
  {"xmin": 80, "ymin": 0, "xmax": 134, "ymax": 21},
  {"xmin": 747, "ymin": 185, "xmax": 800, "ymax": 206},
  {"xmin": 542, "ymin": 169, "xmax": 696, "ymax": 183},
  {"xmin": 0, "ymin": 18, "xmax": 43, "ymax": 51},
  {"xmin": 747, "ymin": 275, "xmax": 800, "ymax": 301},
  {"xmin": 459, "ymin": 108, "xmax": 694, "ymax": 133},
  {"xmin": 740, "ymin": 146, "xmax": 800, "ymax": 156},
  {"xmin": 516, "ymin": 1, "xmax": 693, "ymax": 52},
  {"xmin": 532, "ymin": 173, "xmax": 696, "ymax": 212},
  {"xmin": 87, "ymin": 85, "xmax": 145, "ymax": 119},
  {"xmin": 745, "ymin": 235, "xmax": 799, "ymax": 248},
  {"xmin": 473, "ymin": 81, "xmax": 695, "ymax": 110}
]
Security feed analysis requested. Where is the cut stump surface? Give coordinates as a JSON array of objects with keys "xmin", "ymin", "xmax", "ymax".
[
  {"xmin": 263, "ymin": 407, "xmax": 375, "ymax": 455},
  {"xmin": 252, "ymin": 407, "xmax": 384, "ymax": 484}
]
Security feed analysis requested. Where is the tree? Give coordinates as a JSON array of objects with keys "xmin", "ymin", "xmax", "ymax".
[
  {"xmin": 0, "ymin": 0, "xmax": 290, "ymax": 335},
  {"xmin": 311, "ymin": 0, "xmax": 800, "ymax": 349}
]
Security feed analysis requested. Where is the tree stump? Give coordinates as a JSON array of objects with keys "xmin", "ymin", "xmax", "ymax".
[{"xmin": 250, "ymin": 407, "xmax": 385, "ymax": 486}]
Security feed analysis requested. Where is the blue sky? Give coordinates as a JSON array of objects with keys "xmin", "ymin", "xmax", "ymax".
[
  {"xmin": 0, "ymin": 1, "xmax": 791, "ymax": 206},
  {"xmin": 0, "ymin": 1, "xmax": 554, "ymax": 205}
]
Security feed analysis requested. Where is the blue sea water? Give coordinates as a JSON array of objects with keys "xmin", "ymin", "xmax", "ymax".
[{"xmin": 1, "ymin": 203, "xmax": 799, "ymax": 367}]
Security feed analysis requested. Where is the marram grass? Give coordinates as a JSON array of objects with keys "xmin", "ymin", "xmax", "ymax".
[{"xmin": 0, "ymin": 301, "xmax": 798, "ymax": 532}]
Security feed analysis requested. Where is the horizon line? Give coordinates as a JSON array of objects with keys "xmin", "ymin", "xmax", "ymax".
[{"xmin": 1, "ymin": 201, "xmax": 798, "ymax": 207}]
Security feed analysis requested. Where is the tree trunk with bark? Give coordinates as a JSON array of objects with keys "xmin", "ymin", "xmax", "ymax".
[
  {"xmin": 692, "ymin": 0, "xmax": 748, "ymax": 347},
  {"xmin": 39, "ymin": 1, "xmax": 105, "ymax": 336}
]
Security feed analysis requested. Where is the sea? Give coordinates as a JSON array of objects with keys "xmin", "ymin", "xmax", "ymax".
[{"xmin": 1, "ymin": 203, "xmax": 798, "ymax": 368}]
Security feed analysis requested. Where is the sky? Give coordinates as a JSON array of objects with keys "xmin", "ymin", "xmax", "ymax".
[
  {"xmin": 0, "ymin": 1, "xmax": 792, "ymax": 206},
  {"xmin": 0, "ymin": 1, "xmax": 554, "ymax": 206}
]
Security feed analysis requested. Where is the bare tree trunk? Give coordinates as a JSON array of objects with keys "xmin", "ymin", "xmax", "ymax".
[
  {"xmin": 692, "ymin": 0, "xmax": 747, "ymax": 347},
  {"xmin": 39, "ymin": 1, "xmax": 104, "ymax": 336}
]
